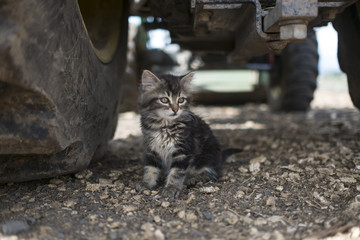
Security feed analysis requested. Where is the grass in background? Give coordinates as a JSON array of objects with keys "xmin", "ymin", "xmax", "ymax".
[
  {"xmin": 317, "ymin": 72, "xmax": 348, "ymax": 92},
  {"xmin": 193, "ymin": 70, "xmax": 258, "ymax": 92}
]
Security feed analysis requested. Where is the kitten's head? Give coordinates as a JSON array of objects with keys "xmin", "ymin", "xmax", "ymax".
[{"xmin": 139, "ymin": 70, "xmax": 194, "ymax": 121}]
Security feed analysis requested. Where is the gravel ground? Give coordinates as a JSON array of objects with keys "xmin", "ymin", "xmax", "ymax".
[{"xmin": 1, "ymin": 90, "xmax": 360, "ymax": 240}]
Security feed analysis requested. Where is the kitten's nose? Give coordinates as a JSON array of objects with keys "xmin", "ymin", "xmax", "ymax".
[{"xmin": 171, "ymin": 104, "xmax": 179, "ymax": 114}]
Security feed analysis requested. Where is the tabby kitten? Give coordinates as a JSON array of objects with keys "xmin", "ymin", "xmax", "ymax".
[{"xmin": 136, "ymin": 70, "xmax": 233, "ymax": 198}]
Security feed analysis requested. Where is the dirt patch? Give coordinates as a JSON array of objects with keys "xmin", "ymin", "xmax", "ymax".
[{"xmin": 1, "ymin": 104, "xmax": 360, "ymax": 239}]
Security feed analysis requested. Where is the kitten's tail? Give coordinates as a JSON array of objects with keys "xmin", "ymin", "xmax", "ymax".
[{"xmin": 221, "ymin": 148, "xmax": 243, "ymax": 162}]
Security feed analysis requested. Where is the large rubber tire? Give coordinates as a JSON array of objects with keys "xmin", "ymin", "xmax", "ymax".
[
  {"xmin": 0, "ymin": 0, "xmax": 129, "ymax": 182},
  {"xmin": 333, "ymin": 2, "xmax": 360, "ymax": 110},
  {"xmin": 268, "ymin": 30, "xmax": 319, "ymax": 111}
]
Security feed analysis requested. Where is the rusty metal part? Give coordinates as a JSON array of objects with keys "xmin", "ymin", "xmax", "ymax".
[
  {"xmin": 263, "ymin": 0, "xmax": 318, "ymax": 41},
  {"xmin": 193, "ymin": 0, "xmax": 279, "ymax": 41}
]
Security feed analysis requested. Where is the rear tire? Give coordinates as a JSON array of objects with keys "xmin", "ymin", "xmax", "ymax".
[
  {"xmin": 333, "ymin": 3, "xmax": 360, "ymax": 110},
  {"xmin": 268, "ymin": 30, "xmax": 319, "ymax": 111}
]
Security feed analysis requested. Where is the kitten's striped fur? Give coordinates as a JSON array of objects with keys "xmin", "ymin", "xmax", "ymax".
[{"xmin": 136, "ymin": 70, "xmax": 230, "ymax": 198}]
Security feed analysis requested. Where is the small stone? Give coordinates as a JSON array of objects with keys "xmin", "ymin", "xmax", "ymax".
[
  {"xmin": 154, "ymin": 229, "xmax": 165, "ymax": 240},
  {"xmin": 143, "ymin": 190, "xmax": 151, "ymax": 196},
  {"xmin": 203, "ymin": 211, "xmax": 213, "ymax": 220},
  {"xmin": 141, "ymin": 222, "xmax": 155, "ymax": 239},
  {"xmin": 75, "ymin": 170, "xmax": 93, "ymax": 179},
  {"xmin": 185, "ymin": 211, "xmax": 198, "ymax": 223},
  {"xmin": 63, "ymin": 200, "xmax": 76, "ymax": 208},
  {"xmin": 39, "ymin": 226, "xmax": 53, "ymax": 235},
  {"xmin": 99, "ymin": 178, "xmax": 113, "ymax": 187},
  {"xmin": 141, "ymin": 222, "xmax": 154, "ymax": 232},
  {"xmin": 267, "ymin": 216, "xmax": 286, "ymax": 224},
  {"xmin": 313, "ymin": 192, "xmax": 330, "ymax": 206},
  {"xmin": 109, "ymin": 222, "xmax": 121, "ymax": 229},
  {"xmin": 340, "ymin": 177, "xmax": 357, "ymax": 183},
  {"xmin": 114, "ymin": 182, "xmax": 125, "ymax": 191},
  {"xmin": 2, "ymin": 220, "xmax": 30, "ymax": 235},
  {"xmin": 161, "ymin": 201, "xmax": 170, "ymax": 208},
  {"xmin": 254, "ymin": 218, "xmax": 267, "ymax": 226},
  {"xmin": 49, "ymin": 179, "xmax": 64, "ymax": 185},
  {"xmin": 350, "ymin": 227, "xmax": 360, "ymax": 238},
  {"xmin": 88, "ymin": 214, "xmax": 99, "ymax": 221},
  {"xmin": 177, "ymin": 210, "xmax": 186, "ymax": 220},
  {"xmin": 235, "ymin": 190, "xmax": 245, "ymax": 199},
  {"xmin": 100, "ymin": 193, "xmax": 109, "ymax": 200},
  {"xmin": 273, "ymin": 230, "xmax": 285, "ymax": 240},
  {"xmin": 223, "ymin": 211, "xmax": 238, "ymax": 225},
  {"xmin": 238, "ymin": 167, "xmax": 248, "ymax": 173},
  {"xmin": 199, "ymin": 186, "xmax": 219, "ymax": 193},
  {"xmin": 109, "ymin": 170, "xmax": 122, "ymax": 180},
  {"xmin": 123, "ymin": 205, "xmax": 137, "ymax": 213},
  {"xmin": 249, "ymin": 162, "xmax": 260, "ymax": 174},
  {"xmin": 85, "ymin": 183, "xmax": 100, "ymax": 192},
  {"xmin": 186, "ymin": 193, "xmax": 196, "ymax": 204},
  {"xmin": 266, "ymin": 196, "xmax": 276, "ymax": 207},
  {"xmin": 249, "ymin": 155, "xmax": 266, "ymax": 174},
  {"xmin": 317, "ymin": 168, "xmax": 334, "ymax": 175},
  {"xmin": 153, "ymin": 216, "xmax": 161, "ymax": 223},
  {"xmin": 132, "ymin": 195, "xmax": 142, "ymax": 201},
  {"xmin": 276, "ymin": 186, "xmax": 284, "ymax": 191}
]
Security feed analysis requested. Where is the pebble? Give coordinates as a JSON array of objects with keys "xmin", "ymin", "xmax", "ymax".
[
  {"xmin": 153, "ymin": 216, "xmax": 161, "ymax": 223},
  {"xmin": 88, "ymin": 214, "xmax": 99, "ymax": 222},
  {"xmin": 177, "ymin": 210, "xmax": 186, "ymax": 220},
  {"xmin": 340, "ymin": 177, "xmax": 357, "ymax": 183},
  {"xmin": 143, "ymin": 190, "xmax": 151, "ymax": 196},
  {"xmin": 99, "ymin": 178, "xmax": 114, "ymax": 187},
  {"xmin": 109, "ymin": 222, "xmax": 121, "ymax": 229},
  {"xmin": 63, "ymin": 200, "xmax": 77, "ymax": 208},
  {"xmin": 186, "ymin": 193, "xmax": 196, "ymax": 204},
  {"xmin": 1, "ymin": 220, "xmax": 30, "ymax": 235},
  {"xmin": 161, "ymin": 201, "xmax": 170, "ymax": 208},
  {"xmin": 199, "ymin": 186, "xmax": 219, "ymax": 193},
  {"xmin": 266, "ymin": 196, "xmax": 276, "ymax": 206},
  {"xmin": 203, "ymin": 211, "xmax": 213, "ymax": 220},
  {"xmin": 85, "ymin": 183, "xmax": 100, "ymax": 192},
  {"xmin": 254, "ymin": 218, "xmax": 268, "ymax": 226},
  {"xmin": 154, "ymin": 229, "xmax": 165, "ymax": 240},
  {"xmin": 235, "ymin": 190, "xmax": 245, "ymax": 199},
  {"xmin": 222, "ymin": 211, "xmax": 238, "ymax": 225},
  {"xmin": 123, "ymin": 205, "xmax": 137, "ymax": 213},
  {"xmin": 75, "ymin": 170, "xmax": 93, "ymax": 179},
  {"xmin": 185, "ymin": 211, "xmax": 198, "ymax": 223}
]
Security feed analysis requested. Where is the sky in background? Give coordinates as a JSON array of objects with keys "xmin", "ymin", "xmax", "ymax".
[{"xmin": 315, "ymin": 23, "xmax": 341, "ymax": 74}]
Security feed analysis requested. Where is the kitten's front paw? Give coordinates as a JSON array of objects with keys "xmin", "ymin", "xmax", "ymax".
[
  {"xmin": 135, "ymin": 182, "xmax": 151, "ymax": 193},
  {"xmin": 161, "ymin": 186, "xmax": 181, "ymax": 198}
]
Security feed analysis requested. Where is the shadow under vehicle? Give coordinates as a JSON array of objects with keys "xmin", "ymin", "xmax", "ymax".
[{"xmin": 0, "ymin": 0, "xmax": 359, "ymax": 182}]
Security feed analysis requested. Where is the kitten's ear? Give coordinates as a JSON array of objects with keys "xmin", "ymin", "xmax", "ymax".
[
  {"xmin": 141, "ymin": 70, "xmax": 160, "ymax": 90},
  {"xmin": 180, "ymin": 72, "xmax": 195, "ymax": 90}
]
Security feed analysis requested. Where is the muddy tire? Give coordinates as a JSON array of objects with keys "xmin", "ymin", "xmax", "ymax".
[
  {"xmin": 268, "ymin": 30, "xmax": 319, "ymax": 111},
  {"xmin": 333, "ymin": 3, "xmax": 360, "ymax": 110},
  {"xmin": 0, "ymin": 0, "xmax": 129, "ymax": 182}
]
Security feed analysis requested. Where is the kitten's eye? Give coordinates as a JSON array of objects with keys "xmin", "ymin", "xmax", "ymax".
[
  {"xmin": 178, "ymin": 97, "xmax": 185, "ymax": 103},
  {"xmin": 160, "ymin": 97, "xmax": 169, "ymax": 103}
]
